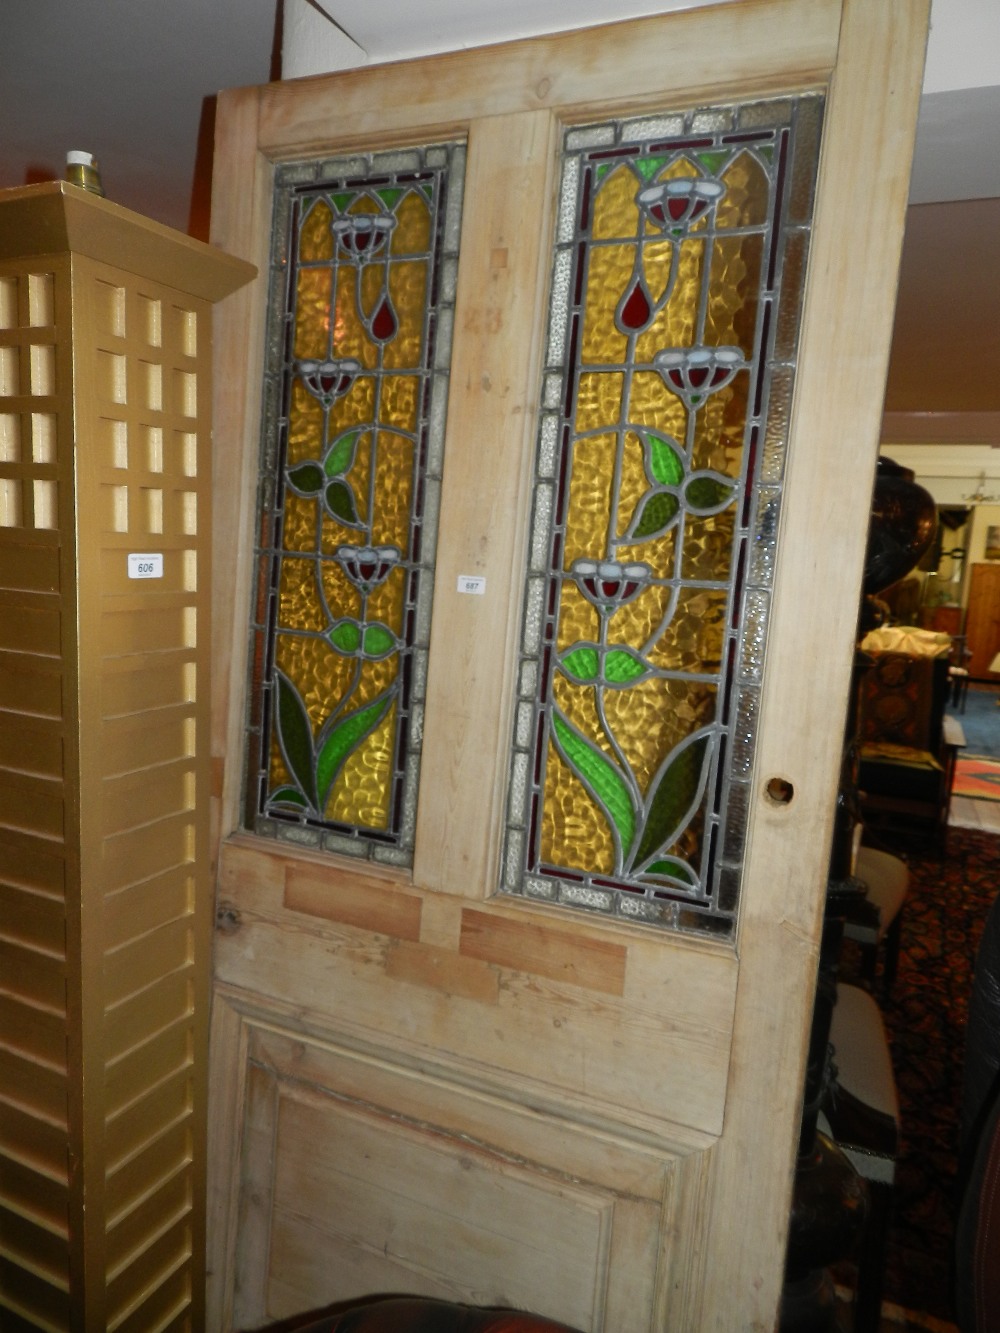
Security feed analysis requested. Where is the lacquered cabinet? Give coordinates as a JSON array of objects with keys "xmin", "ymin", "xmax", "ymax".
[{"xmin": 0, "ymin": 182, "xmax": 253, "ymax": 1331}]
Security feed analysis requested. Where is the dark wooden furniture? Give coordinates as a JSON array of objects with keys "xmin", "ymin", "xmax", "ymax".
[
  {"xmin": 825, "ymin": 985, "xmax": 900, "ymax": 1333},
  {"xmin": 855, "ymin": 650, "xmax": 962, "ymax": 850},
  {"xmin": 260, "ymin": 1298, "xmax": 582, "ymax": 1332}
]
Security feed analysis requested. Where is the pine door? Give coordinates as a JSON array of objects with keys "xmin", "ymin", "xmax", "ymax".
[
  {"xmin": 205, "ymin": 3, "xmax": 928, "ymax": 1328},
  {"xmin": 965, "ymin": 562, "xmax": 1000, "ymax": 677}
]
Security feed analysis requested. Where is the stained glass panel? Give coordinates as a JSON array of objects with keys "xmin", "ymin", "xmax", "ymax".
[
  {"xmin": 244, "ymin": 144, "xmax": 465, "ymax": 863},
  {"xmin": 502, "ymin": 96, "xmax": 824, "ymax": 933}
]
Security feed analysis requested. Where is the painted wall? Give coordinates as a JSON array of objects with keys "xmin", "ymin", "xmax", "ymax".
[{"xmin": 283, "ymin": 0, "xmax": 1000, "ymax": 89}]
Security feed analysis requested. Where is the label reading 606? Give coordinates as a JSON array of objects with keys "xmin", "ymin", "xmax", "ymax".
[{"xmin": 127, "ymin": 553, "xmax": 164, "ymax": 579}]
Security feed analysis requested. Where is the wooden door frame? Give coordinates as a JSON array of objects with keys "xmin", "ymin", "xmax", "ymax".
[{"xmin": 207, "ymin": 3, "xmax": 929, "ymax": 1326}]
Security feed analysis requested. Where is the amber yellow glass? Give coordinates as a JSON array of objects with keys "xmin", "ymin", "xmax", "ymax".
[
  {"xmin": 331, "ymin": 705, "xmax": 396, "ymax": 827},
  {"xmin": 294, "ymin": 269, "xmax": 336, "ymax": 359},
  {"xmin": 504, "ymin": 100, "xmax": 823, "ymax": 930},
  {"xmin": 299, "ymin": 199, "xmax": 336, "ymax": 262},
  {"xmin": 542, "ymin": 747, "xmax": 617, "ymax": 875},
  {"xmin": 262, "ymin": 176, "xmax": 446, "ymax": 837},
  {"xmin": 716, "ymin": 151, "xmax": 770, "ymax": 230},
  {"xmin": 541, "ymin": 139, "xmax": 762, "ymax": 888}
]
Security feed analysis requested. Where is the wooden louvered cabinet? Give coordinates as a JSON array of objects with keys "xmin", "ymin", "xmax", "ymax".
[{"xmin": 0, "ymin": 182, "xmax": 253, "ymax": 1332}]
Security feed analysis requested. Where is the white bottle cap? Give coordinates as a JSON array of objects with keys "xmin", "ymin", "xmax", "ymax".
[{"xmin": 66, "ymin": 150, "xmax": 95, "ymax": 167}]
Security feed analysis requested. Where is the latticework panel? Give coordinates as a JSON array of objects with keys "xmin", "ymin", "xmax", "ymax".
[
  {"xmin": 0, "ymin": 184, "xmax": 238, "ymax": 1331},
  {"xmin": 73, "ymin": 255, "xmax": 212, "ymax": 1332}
]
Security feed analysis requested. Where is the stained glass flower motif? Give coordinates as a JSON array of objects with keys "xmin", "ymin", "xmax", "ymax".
[
  {"xmin": 334, "ymin": 543, "xmax": 401, "ymax": 594},
  {"xmin": 332, "ymin": 213, "xmax": 396, "ymax": 258},
  {"xmin": 244, "ymin": 142, "xmax": 466, "ymax": 860},
  {"xmin": 570, "ymin": 558, "xmax": 651, "ymax": 613},
  {"xmin": 637, "ymin": 178, "xmax": 724, "ymax": 234},
  {"xmin": 296, "ymin": 357, "xmax": 362, "ymax": 408},
  {"xmin": 653, "ymin": 345, "xmax": 746, "ymax": 409},
  {"xmin": 503, "ymin": 95, "xmax": 824, "ymax": 933}
]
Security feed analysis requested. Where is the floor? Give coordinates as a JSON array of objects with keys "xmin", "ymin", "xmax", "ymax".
[
  {"xmin": 846, "ymin": 727, "xmax": 987, "ymax": 1333},
  {"xmin": 950, "ymin": 790, "xmax": 1000, "ymax": 833},
  {"xmin": 837, "ymin": 1290, "xmax": 958, "ymax": 1332}
]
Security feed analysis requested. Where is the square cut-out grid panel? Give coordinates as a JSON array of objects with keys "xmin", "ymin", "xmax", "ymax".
[
  {"xmin": 74, "ymin": 269, "xmax": 209, "ymax": 1330},
  {"xmin": 89, "ymin": 278, "xmax": 203, "ymax": 565},
  {"xmin": 0, "ymin": 270, "xmax": 62, "ymax": 531}
]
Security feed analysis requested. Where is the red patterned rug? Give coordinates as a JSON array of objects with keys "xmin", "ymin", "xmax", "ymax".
[
  {"xmin": 871, "ymin": 826, "xmax": 1000, "ymax": 1321},
  {"xmin": 953, "ymin": 755, "xmax": 1000, "ymax": 802}
]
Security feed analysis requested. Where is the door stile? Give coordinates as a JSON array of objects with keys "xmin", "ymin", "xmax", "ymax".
[
  {"xmin": 696, "ymin": 0, "xmax": 931, "ymax": 1325},
  {"xmin": 210, "ymin": 83, "xmax": 276, "ymax": 861},
  {"xmin": 414, "ymin": 109, "xmax": 559, "ymax": 898}
]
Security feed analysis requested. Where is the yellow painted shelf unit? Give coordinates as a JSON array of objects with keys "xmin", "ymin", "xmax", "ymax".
[{"xmin": 0, "ymin": 182, "xmax": 254, "ymax": 1331}]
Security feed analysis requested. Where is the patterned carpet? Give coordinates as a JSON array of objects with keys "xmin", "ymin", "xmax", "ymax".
[
  {"xmin": 952, "ymin": 755, "xmax": 1000, "ymax": 802},
  {"xmin": 868, "ymin": 825, "xmax": 1000, "ymax": 1320}
]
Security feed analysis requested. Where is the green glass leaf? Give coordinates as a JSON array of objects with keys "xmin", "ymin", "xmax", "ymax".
[
  {"xmin": 287, "ymin": 461, "xmax": 325, "ymax": 495},
  {"xmin": 562, "ymin": 647, "xmax": 600, "ymax": 683},
  {"xmin": 331, "ymin": 192, "xmax": 353, "ymax": 213},
  {"xmin": 627, "ymin": 490, "xmax": 679, "ymax": 540},
  {"xmin": 646, "ymin": 858, "xmax": 694, "ymax": 885},
  {"xmin": 362, "ymin": 623, "xmax": 396, "ymax": 657},
  {"xmin": 324, "ymin": 429, "xmax": 361, "ymax": 477},
  {"xmin": 695, "ymin": 151, "xmax": 729, "ymax": 174},
  {"xmin": 759, "ymin": 146, "xmax": 775, "ymax": 165},
  {"xmin": 375, "ymin": 187, "xmax": 404, "ymax": 210},
  {"xmin": 604, "ymin": 649, "xmax": 649, "ymax": 685},
  {"xmin": 631, "ymin": 733, "xmax": 711, "ymax": 871},
  {"xmin": 325, "ymin": 479, "xmax": 360, "ymax": 526},
  {"xmin": 645, "ymin": 431, "xmax": 684, "ymax": 486},
  {"xmin": 635, "ymin": 156, "xmax": 668, "ymax": 182},
  {"xmin": 685, "ymin": 474, "xmax": 735, "ymax": 512},
  {"xmin": 269, "ymin": 786, "xmax": 309, "ymax": 809},
  {"xmin": 274, "ymin": 670, "xmax": 318, "ymax": 811},
  {"xmin": 551, "ymin": 711, "xmax": 635, "ymax": 864},
  {"xmin": 329, "ymin": 620, "xmax": 362, "ymax": 654},
  {"xmin": 316, "ymin": 689, "xmax": 395, "ymax": 808}
]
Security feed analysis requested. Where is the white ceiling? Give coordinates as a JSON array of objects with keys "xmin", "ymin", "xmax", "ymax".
[{"xmin": 0, "ymin": 0, "xmax": 997, "ymax": 433}]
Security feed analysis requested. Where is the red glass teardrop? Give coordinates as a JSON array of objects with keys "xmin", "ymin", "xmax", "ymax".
[
  {"xmin": 371, "ymin": 294, "xmax": 397, "ymax": 342},
  {"xmin": 617, "ymin": 278, "xmax": 652, "ymax": 332}
]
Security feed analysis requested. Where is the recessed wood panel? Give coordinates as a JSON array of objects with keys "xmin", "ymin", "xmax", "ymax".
[{"xmin": 271, "ymin": 1088, "xmax": 610, "ymax": 1326}]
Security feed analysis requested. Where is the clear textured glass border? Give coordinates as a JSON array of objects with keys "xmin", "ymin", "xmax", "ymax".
[
  {"xmin": 242, "ymin": 142, "xmax": 467, "ymax": 866},
  {"xmin": 500, "ymin": 95, "xmax": 824, "ymax": 937}
]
